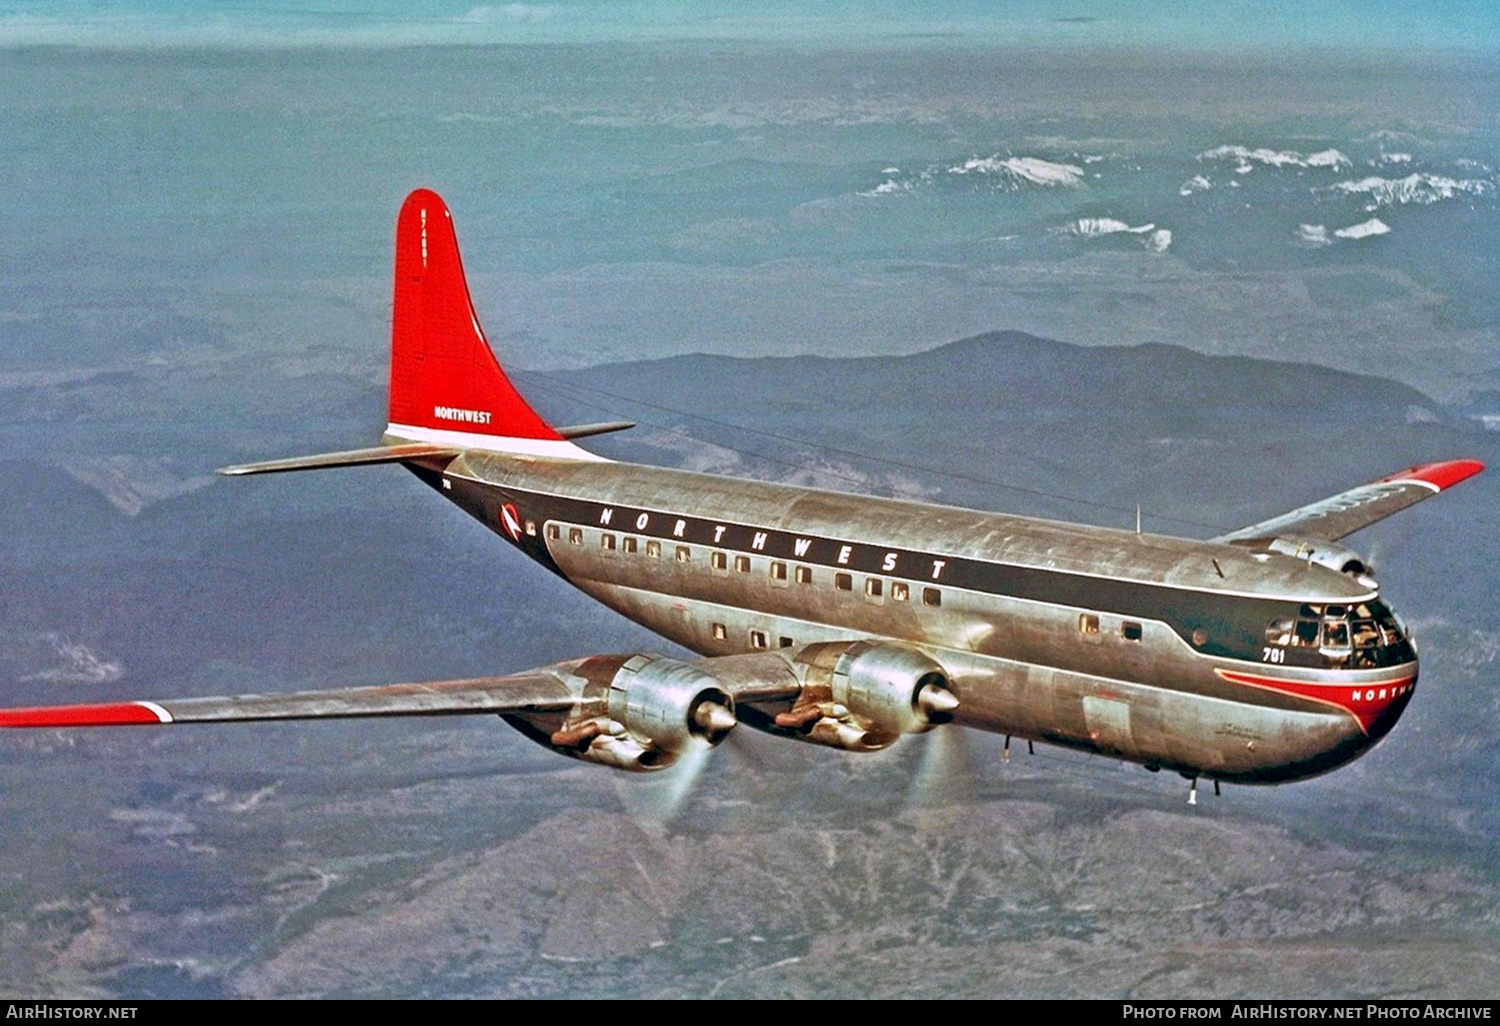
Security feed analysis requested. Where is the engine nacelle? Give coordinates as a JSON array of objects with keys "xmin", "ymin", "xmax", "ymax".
[
  {"xmin": 505, "ymin": 654, "xmax": 736, "ymax": 773},
  {"xmin": 605, "ymin": 654, "xmax": 736, "ymax": 766},
  {"xmin": 776, "ymin": 641, "xmax": 958, "ymax": 752},
  {"xmin": 1263, "ymin": 536, "xmax": 1373, "ymax": 577}
]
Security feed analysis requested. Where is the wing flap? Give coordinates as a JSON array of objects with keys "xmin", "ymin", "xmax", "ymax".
[
  {"xmin": 1, "ymin": 673, "xmax": 577, "ymax": 728},
  {"xmin": 1214, "ymin": 458, "xmax": 1484, "ymax": 544}
]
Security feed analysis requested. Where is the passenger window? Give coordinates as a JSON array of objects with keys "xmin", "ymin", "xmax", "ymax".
[
  {"xmin": 712, "ymin": 623, "xmax": 727, "ymax": 641},
  {"xmin": 646, "ymin": 540, "xmax": 661, "ymax": 558},
  {"xmin": 1079, "ymin": 613, "xmax": 1099, "ymax": 634},
  {"xmin": 568, "ymin": 527, "xmax": 583, "ymax": 545},
  {"xmin": 795, "ymin": 565, "xmax": 813, "ymax": 585},
  {"xmin": 675, "ymin": 545, "xmax": 692, "ymax": 563},
  {"xmin": 711, "ymin": 551, "xmax": 728, "ymax": 572},
  {"xmin": 778, "ymin": 636, "xmax": 793, "ymax": 648},
  {"xmin": 547, "ymin": 523, "xmax": 561, "ymax": 541},
  {"xmin": 923, "ymin": 587, "xmax": 942, "ymax": 608},
  {"xmin": 770, "ymin": 561, "xmax": 788, "ymax": 582},
  {"xmin": 525, "ymin": 520, "xmax": 537, "ymax": 537},
  {"xmin": 1121, "ymin": 621, "xmax": 1142, "ymax": 642},
  {"xmin": 623, "ymin": 536, "xmax": 638, "ymax": 554},
  {"xmin": 734, "ymin": 555, "xmax": 751, "ymax": 574},
  {"xmin": 1292, "ymin": 620, "xmax": 1320, "ymax": 647},
  {"xmin": 601, "ymin": 533, "xmax": 616, "ymax": 551},
  {"xmin": 835, "ymin": 572, "xmax": 853, "ymax": 591},
  {"xmin": 891, "ymin": 582, "xmax": 909, "ymax": 602},
  {"xmin": 865, "ymin": 578, "xmax": 883, "ymax": 598},
  {"xmin": 1323, "ymin": 620, "xmax": 1350, "ymax": 650},
  {"xmin": 749, "ymin": 629, "xmax": 768, "ymax": 650}
]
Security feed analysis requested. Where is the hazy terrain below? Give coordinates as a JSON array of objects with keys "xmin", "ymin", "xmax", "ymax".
[{"xmin": 2, "ymin": 334, "xmax": 1498, "ymax": 998}]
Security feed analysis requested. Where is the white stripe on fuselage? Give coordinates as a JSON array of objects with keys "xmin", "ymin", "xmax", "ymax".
[{"xmin": 386, "ymin": 423, "xmax": 610, "ymax": 462}]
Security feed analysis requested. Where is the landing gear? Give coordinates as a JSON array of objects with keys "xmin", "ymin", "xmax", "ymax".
[{"xmin": 1186, "ymin": 776, "xmax": 1222, "ymax": 805}]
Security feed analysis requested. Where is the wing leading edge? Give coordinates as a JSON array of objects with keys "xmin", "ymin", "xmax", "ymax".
[
  {"xmin": 1213, "ymin": 459, "xmax": 1484, "ymax": 545},
  {"xmin": 0, "ymin": 673, "xmax": 579, "ymax": 728}
]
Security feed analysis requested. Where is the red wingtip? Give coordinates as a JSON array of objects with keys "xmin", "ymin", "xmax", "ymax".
[
  {"xmin": 1381, "ymin": 459, "xmax": 1486, "ymax": 491},
  {"xmin": 0, "ymin": 701, "xmax": 171, "ymax": 728},
  {"xmin": 387, "ymin": 189, "xmax": 563, "ymax": 441}
]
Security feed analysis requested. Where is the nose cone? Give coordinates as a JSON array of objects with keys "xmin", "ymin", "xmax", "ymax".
[{"xmin": 1363, "ymin": 656, "xmax": 1419, "ymax": 741}]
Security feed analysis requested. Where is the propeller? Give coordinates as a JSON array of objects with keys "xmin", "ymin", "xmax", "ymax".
[{"xmin": 905, "ymin": 722, "xmax": 977, "ymax": 812}]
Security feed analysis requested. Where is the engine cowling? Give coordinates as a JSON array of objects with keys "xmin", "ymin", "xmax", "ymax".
[
  {"xmin": 1263, "ymin": 536, "xmax": 1373, "ymax": 577},
  {"xmin": 605, "ymin": 654, "xmax": 736, "ymax": 766},
  {"xmin": 506, "ymin": 654, "xmax": 736, "ymax": 772},
  {"xmin": 775, "ymin": 641, "xmax": 958, "ymax": 752}
]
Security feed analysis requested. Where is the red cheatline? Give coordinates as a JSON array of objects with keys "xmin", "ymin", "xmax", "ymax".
[{"xmin": 1216, "ymin": 669, "xmax": 1416, "ymax": 734}]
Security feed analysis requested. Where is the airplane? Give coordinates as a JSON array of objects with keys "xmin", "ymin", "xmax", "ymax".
[{"xmin": 0, "ymin": 188, "xmax": 1484, "ymax": 802}]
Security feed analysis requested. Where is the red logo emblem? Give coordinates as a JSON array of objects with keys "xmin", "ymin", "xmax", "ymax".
[{"xmin": 499, "ymin": 502, "xmax": 523, "ymax": 542}]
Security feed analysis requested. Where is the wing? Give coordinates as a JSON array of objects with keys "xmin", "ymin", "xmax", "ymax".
[
  {"xmin": 0, "ymin": 672, "xmax": 577, "ymax": 728},
  {"xmin": 1213, "ymin": 459, "xmax": 1484, "ymax": 545}
]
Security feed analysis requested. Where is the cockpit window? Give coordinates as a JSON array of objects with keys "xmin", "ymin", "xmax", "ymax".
[
  {"xmin": 1264, "ymin": 600, "xmax": 1411, "ymax": 667},
  {"xmin": 1378, "ymin": 616, "xmax": 1403, "ymax": 646}
]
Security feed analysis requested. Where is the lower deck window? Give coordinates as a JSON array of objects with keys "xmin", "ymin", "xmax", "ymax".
[
  {"xmin": 1121, "ymin": 621, "xmax": 1142, "ymax": 642},
  {"xmin": 749, "ymin": 629, "xmax": 768, "ymax": 649}
]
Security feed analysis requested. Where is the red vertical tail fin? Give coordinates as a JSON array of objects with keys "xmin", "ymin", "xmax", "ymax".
[{"xmin": 387, "ymin": 189, "xmax": 587, "ymax": 455}]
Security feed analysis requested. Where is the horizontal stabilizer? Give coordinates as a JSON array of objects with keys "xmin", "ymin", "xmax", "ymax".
[
  {"xmin": 217, "ymin": 443, "xmax": 460, "ymax": 477},
  {"xmin": 556, "ymin": 420, "xmax": 635, "ymax": 440}
]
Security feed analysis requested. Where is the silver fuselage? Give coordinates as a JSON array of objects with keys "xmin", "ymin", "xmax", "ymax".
[{"xmin": 414, "ymin": 446, "xmax": 1417, "ymax": 784}]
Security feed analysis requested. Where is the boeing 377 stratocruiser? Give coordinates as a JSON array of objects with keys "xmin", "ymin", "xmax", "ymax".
[{"xmin": 1, "ymin": 189, "xmax": 1484, "ymax": 798}]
